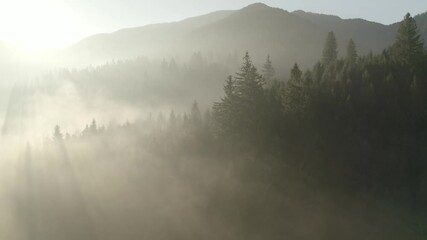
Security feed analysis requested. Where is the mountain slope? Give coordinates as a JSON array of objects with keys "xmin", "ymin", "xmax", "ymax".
[
  {"xmin": 292, "ymin": 10, "xmax": 397, "ymax": 53},
  {"xmin": 64, "ymin": 10, "xmax": 234, "ymax": 65},
  {"xmin": 62, "ymin": 3, "xmax": 427, "ymax": 71},
  {"xmin": 188, "ymin": 4, "xmax": 328, "ymax": 69},
  {"xmin": 414, "ymin": 11, "xmax": 427, "ymax": 45}
]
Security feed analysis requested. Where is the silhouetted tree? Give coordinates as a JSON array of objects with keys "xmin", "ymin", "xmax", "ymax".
[
  {"xmin": 90, "ymin": 119, "xmax": 97, "ymax": 134},
  {"xmin": 168, "ymin": 110, "xmax": 177, "ymax": 130},
  {"xmin": 283, "ymin": 63, "xmax": 307, "ymax": 117},
  {"xmin": 213, "ymin": 75, "xmax": 237, "ymax": 136},
  {"xmin": 213, "ymin": 52, "xmax": 265, "ymax": 145},
  {"xmin": 322, "ymin": 31, "xmax": 338, "ymax": 65},
  {"xmin": 262, "ymin": 54, "xmax": 276, "ymax": 87},
  {"xmin": 53, "ymin": 125, "xmax": 63, "ymax": 141},
  {"xmin": 233, "ymin": 52, "xmax": 265, "ymax": 140},
  {"xmin": 190, "ymin": 101, "xmax": 202, "ymax": 128},
  {"xmin": 346, "ymin": 39, "xmax": 358, "ymax": 64},
  {"xmin": 391, "ymin": 13, "xmax": 425, "ymax": 66}
]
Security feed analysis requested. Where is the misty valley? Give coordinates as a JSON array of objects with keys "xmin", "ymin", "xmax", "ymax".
[{"xmin": 0, "ymin": 3, "xmax": 427, "ymax": 240}]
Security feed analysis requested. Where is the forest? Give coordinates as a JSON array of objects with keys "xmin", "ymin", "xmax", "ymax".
[{"xmin": 1, "ymin": 12, "xmax": 426, "ymax": 240}]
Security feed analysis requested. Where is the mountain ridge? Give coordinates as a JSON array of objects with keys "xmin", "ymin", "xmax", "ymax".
[{"xmin": 61, "ymin": 3, "xmax": 427, "ymax": 70}]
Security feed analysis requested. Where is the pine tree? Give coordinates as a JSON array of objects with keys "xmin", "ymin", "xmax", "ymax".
[
  {"xmin": 346, "ymin": 39, "xmax": 358, "ymax": 64},
  {"xmin": 168, "ymin": 110, "xmax": 177, "ymax": 130},
  {"xmin": 262, "ymin": 55, "xmax": 276, "ymax": 87},
  {"xmin": 53, "ymin": 125, "xmax": 63, "ymax": 141},
  {"xmin": 391, "ymin": 13, "xmax": 425, "ymax": 66},
  {"xmin": 322, "ymin": 31, "xmax": 338, "ymax": 65},
  {"xmin": 234, "ymin": 52, "xmax": 264, "ymax": 104},
  {"xmin": 190, "ymin": 100, "xmax": 202, "ymax": 128},
  {"xmin": 213, "ymin": 75, "xmax": 237, "ymax": 136},
  {"xmin": 284, "ymin": 63, "xmax": 307, "ymax": 116},
  {"xmin": 213, "ymin": 52, "xmax": 265, "ymax": 142},
  {"xmin": 234, "ymin": 52, "xmax": 265, "ymax": 136},
  {"xmin": 224, "ymin": 75, "xmax": 235, "ymax": 99},
  {"xmin": 90, "ymin": 119, "xmax": 97, "ymax": 134}
]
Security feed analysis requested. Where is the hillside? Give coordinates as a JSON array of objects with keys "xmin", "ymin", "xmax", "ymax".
[
  {"xmin": 61, "ymin": 3, "xmax": 427, "ymax": 72},
  {"xmin": 414, "ymin": 11, "xmax": 427, "ymax": 43},
  {"xmin": 292, "ymin": 10, "xmax": 398, "ymax": 53},
  {"xmin": 1, "ymin": 3, "xmax": 427, "ymax": 239},
  {"xmin": 64, "ymin": 10, "xmax": 234, "ymax": 66}
]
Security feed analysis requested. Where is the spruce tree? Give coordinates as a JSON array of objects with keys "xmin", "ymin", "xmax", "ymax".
[
  {"xmin": 234, "ymin": 52, "xmax": 264, "ymax": 105},
  {"xmin": 213, "ymin": 52, "xmax": 265, "ymax": 143},
  {"xmin": 168, "ymin": 110, "xmax": 177, "ymax": 130},
  {"xmin": 53, "ymin": 125, "xmax": 63, "ymax": 141},
  {"xmin": 90, "ymin": 119, "xmax": 97, "ymax": 134},
  {"xmin": 346, "ymin": 39, "xmax": 358, "ymax": 64},
  {"xmin": 262, "ymin": 55, "xmax": 276, "ymax": 87},
  {"xmin": 284, "ymin": 63, "xmax": 307, "ymax": 116},
  {"xmin": 190, "ymin": 100, "xmax": 202, "ymax": 128},
  {"xmin": 322, "ymin": 31, "xmax": 338, "ymax": 65},
  {"xmin": 234, "ymin": 52, "xmax": 264, "ymax": 131},
  {"xmin": 212, "ymin": 75, "xmax": 237, "ymax": 136},
  {"xmin": 391, "ymin": 13, "xmax": 425, "ymax": 66}
]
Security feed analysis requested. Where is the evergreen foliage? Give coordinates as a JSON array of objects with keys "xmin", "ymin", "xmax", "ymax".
[
  {"xmin": 262, "ymin": 54, "xmax": 276, "ymax": 87},
  {"xmin": 34, "ymin": 13, "xmax": 427, "ymax": 239},
  {"xmin": 346, "ymin": 38, "xmax": 358, "ymax": 64},
  {"xmin": 391, "ymin": 13, "xmax": 425, "ymax": 66},
  {"xmin": 213, "ymin": 52, "xmax": 265, "ymax": 145},
  {"xmin": 53, "ymin": 125, "xmax": 63, "ymax": 141},
  {"xmin": 283, "ymin": 63, "xmax": 307, "ymax": 117},
  {"xmin": 322, "ymin": 31, "xmax": 338, "ymax": 65}
]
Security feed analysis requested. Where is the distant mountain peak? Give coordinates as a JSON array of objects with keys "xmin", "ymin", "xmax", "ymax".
[
  {"xmin": 238, "ymin": 2, "xmax": 288, "ymax": 16},
  {"xmin": 64, "ymin": 3, "xmax": 427, "ymax": 68},
  {"xmin": 246, "ymin": 2, "xmax": 269, "ymax": 8},
  {"xmin": 242, "ymin": 2, "xmax": 272, "ymax": 11}
]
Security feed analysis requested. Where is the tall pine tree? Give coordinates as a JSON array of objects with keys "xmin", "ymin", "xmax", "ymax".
[
  {"xmin": 212, "ymin": 75, "xmax": 237, "ymax": 137},
  {"xmin": 262, "ymin": 54, "xmax": 276, "ymax": 87},
  {"xmin": 283, "ymin": 63, "xmax": 307, "ymax": 117},
  {"xmin": 213, "ymin": 52, "xmax": 265, "ymax": 144},
  {"xmin": 346, "ymin": 39, "xmax": 358, "ymax": 65},
  {"xmin": 391, "ymin": 13, "xmax": 425, "ymax": 66},
  {"xmin": 322, "ymin": 31, "xmax": 338, "ymax": 65}
]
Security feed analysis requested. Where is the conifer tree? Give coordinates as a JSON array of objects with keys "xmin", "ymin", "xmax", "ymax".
[
  {"xmin": 346, "ymin": 39, "xmax": 358, "ymax": 64},
  {"xmin": 213, "ymin": 75, "xmax": 237, "ymax": 136},
  {"xmin": 234, "ymin": 52, "xmax": 265, "ymax": 136},
  {"xmin": 53, "ymin": 125, "xmax": 63, "ymax": 141},
  {"xmin": 234, "ymin": 52, "xmax": 264, "ymax": 104},
  {"xmin": 262, "ymin": 55, "xmax": 276, "ymax": 87},
  {"xmin": 190, "ymin": 101, "xmax": 202, "ymax": 128},
  {"xmin": 322, "ymin": 31, "xmax": 338, "ymax": 65},
  {"xmin": 213, "ymin": 52, "xmax": 265, "ymax": 141},
  {"xmin": 284, "ymin": 63, "xmax": 307, "ymax": 116},
  {"xmin": 90, "ymin": 119, "xmax": 97, "ymax": 134},
  {"xmin": 391, "ymin": 13, "xmax": 425, "ymax": 66},
  {"xmin": 168, "ymin": 110, "xmax": 177, "ymax": 130}
]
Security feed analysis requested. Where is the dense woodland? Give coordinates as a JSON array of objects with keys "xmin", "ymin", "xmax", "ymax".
[{"xmin": 8, "ymin": 13, "xmax": 427, "ymax": 240}]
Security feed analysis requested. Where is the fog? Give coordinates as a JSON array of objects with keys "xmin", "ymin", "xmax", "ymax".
[
  {"xmin": 0, "ymin": 114, "xmax": 418, "ymax": 240},
  {"xmin": 0, "ymin": 2, "xmax": 426, "ymax": 240}
]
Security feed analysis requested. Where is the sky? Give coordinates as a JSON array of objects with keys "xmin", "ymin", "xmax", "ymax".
[{"xmin": 0, "ymin": 0, "xmax": 425, "ymax": 50}]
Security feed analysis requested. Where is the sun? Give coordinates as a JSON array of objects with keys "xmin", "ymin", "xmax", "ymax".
[{"xmin": 0, "ymin": 0, "xmax": 86, "ymax": 50}]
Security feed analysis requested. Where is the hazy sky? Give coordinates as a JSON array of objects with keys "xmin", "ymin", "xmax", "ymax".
[{"xmin": 0, "ymin": 0, "xmax": 425, "ymax": 49}]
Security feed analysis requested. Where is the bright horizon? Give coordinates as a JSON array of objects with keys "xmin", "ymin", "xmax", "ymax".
[{"xmin": 0, "ymin": 0, "xmax": 425, "ymax": 50}]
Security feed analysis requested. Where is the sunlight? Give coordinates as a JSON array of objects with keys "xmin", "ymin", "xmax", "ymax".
[
  {"xmin": 0, "ymin": 0, "xmax": 85, "ymax": 50},
  {"xmin": 0, "ymin": 1, "xmax": 425, "ymax": 238}
]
